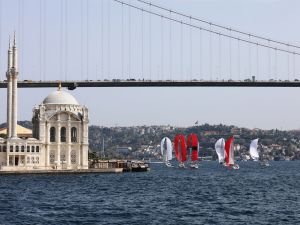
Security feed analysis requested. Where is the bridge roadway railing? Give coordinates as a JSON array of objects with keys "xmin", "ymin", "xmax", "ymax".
[{"xmin": 1, "ymin": 79, "xmax": 300, "ymax": 89}]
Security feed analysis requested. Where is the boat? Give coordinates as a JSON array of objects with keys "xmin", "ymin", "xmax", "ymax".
[
  {"xmin": 174, "ymin": 134, "xmax": 187, "ymax": 168},
  {"xmin": 225, "ymin": 136, "xmax": 239, "ymax": 169},
  {"xmin": 160, "ymin": 137, "xmax": 173, "ymax": 167},
  {"xmin": 131, "ymin": 161, "xmax": 150, "ymax": 172},
  {"xmin": 249, "ymin": 138, "xmax": 260, "ymax": 161},
  {"xmin": 249, "ymin": 138, "xmax": 270, "ymax": 167},
  {"xmin": 187, "ymin": 133, "xmax": 199, "ymax": 169},
  {"xmin": 215, "ymin": 138, "xmax": 225, "ymax": 164}
]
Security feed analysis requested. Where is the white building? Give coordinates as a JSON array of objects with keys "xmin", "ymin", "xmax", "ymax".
[{"xmin": 0, "ymin": 35, "xmax": 89, "ymax": 171}]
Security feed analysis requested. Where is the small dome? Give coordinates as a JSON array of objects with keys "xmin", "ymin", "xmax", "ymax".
[{"xmin": 43, "ymin": 90, "xmax": 79, "ymax": 105}]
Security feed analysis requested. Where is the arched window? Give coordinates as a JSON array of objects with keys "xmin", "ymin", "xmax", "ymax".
[
  {"xmin": 16, "ymin": 146, "xmax": 19, "ymax": 152},
  {"xmin": 61, "ymin": 127, "xmax": 66, "ymax": 142},
  {"xmin": 10, "ymin": 146, "xmax": 13, "ymax": 152},
  {"xmin": 0, "ymin": 146, "xmax": 2, "ymax": 152},
  {"xmin": 71, "ymin": 127, "xmax": 77, "ymax": 142},
  {"xmin": 36, "ymin": 146, "xmax": 40, "ymax": 153},
  {"xmin": 21, "ymin": 146, "xmax": 25, "ymax": 152},
  {"xmin": 3, "ymin": 146, "xmax": 7, "ymax": 152},
  {"xmin": 27, "ymin": 146, "xmax": 30, "ymax": 152},
  {"xmin": 50, "ymin": 127, "xmax": 56, "ymax": 142},
  {"xmin": 31, "ymin": 146, "xmax": 35, "ymax": 152}
]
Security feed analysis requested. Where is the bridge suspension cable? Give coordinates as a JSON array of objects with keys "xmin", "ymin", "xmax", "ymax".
[
  {"xmin": 112, "ymin": 0, "xmax": 300, "ymax": 56},
  {"xmin": 135, "ymin": 0, "xmax": 300, "ymax": 50}
]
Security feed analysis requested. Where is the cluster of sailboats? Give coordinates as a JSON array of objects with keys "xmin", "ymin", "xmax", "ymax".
[
  {"xmin": 161, "ymin": 134, "xmax": 199, "ymax": 169},
  {"xmin": 160, "ymin": 135, "xmax": 270, "ymax": 169}
]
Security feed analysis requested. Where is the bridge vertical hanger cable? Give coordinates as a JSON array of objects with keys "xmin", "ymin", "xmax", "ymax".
[
  {"xmin": 65, "ymin": 0, "xmax": 68, "ymax": 81},
  {"xmin": 248, "ymin": 35, "xmax": 251, "ymax": 78},
  {"xmin": 199, "ymin": 28, "xmax": 202, "ymax": 80},
  {"xmin": 237, "ymin": 39, "xmax": 240, "ymax": 80},
  {"xmin": 274, "ymin": 49, "xmax": 277, "ymax": 80},
  {"xmin": 81, "ymin": 0, "xmax": 84, "ymax": 80},
  {"xmin": 129, "ymin": 0, "xmax": 132, "ymax": 79},
  {"xmin": 209, "ymin": 23, "xmax": 212, "ymax": 80},
  {"xmin": 287, "ymin": 45, "xmax": 290, "ymax": 80},
  {"xmin": 256, "ymin": 43, "xmax": 259, "ymax": 80},
  {"xmin": 121, "ymin": 3, "xmax": 124, "ymax": 77},
  {"xmin": 60, "ymin": 0, "xmax": 63, "ymax": 81},
  {"xmin": 108, "ymin": 0, "xmax": 111, "ymax": 79},
  {"xmin": 169, "ymin": 11, "xmax": 172, "ymax": 80},
  {"xmin": 141, "ymin": 10, "xmax": 144, "ymax": 79},
  {"xmin": 39, "ymin": 0, "xmax": 42, "ymax": 81},
  {"xmin": 149, "ymin": 3, "xmax": 152, "ymax": 80},
  {"xmin": 160, "ymin": 16, "xmax": 163, "ymax": 80},
  {"xmin": 180, "ymin": 21, "xmax": 183, "ymax": 80},
  {"xmin": 101, "ymin": 0, "xmax": 104, "ymax": 79},
  {"xmin": 268, "ymin": 40, "xmax": 271, "ymax": 80},
  {"xmin": 86, "ymin": 0, "xmax": 89, "ymax": 80},
  {"xmin": 218, "ymin": 34, "xmax": 221, "ymax": 80},
  {"xmin": 229, "ymin": 29, "xmax": 232, "ymax": 79},
  {"xmin": 43, "ymin": 0, "xmax": 46, "ymax": 81},
  {"xmin": 189, "ymin": 17, "xmax": 192, "ymax": 80},
  {"xmin": 293, "ymin": 53, "xmax": 295, "ymax": 80}
]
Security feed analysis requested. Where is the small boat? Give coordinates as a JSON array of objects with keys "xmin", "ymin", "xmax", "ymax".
[
  {"xmin": 160, "ymin": 137, "xmax": 173, "ymax": 167},
  {"xmin": 225, "ymin": 136, "xmax": 239, "ymax": 170},
  {"xmin": 174, "ymin": 134, "xmax": 187, "ymax": 168},
  {"xmin": 187, "ymin": 133, "xmax": 199, "ymax": 169},
  {"xmin": 131, "ymin": 161, "xmax": 150, "ymax": 172}
]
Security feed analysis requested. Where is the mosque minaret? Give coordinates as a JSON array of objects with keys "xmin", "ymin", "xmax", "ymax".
[{"xmin": 0, "ymin": 35, "xmax": 89, "ymax": 171}]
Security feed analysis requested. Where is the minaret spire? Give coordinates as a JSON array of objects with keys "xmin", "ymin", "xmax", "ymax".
[
  {"xmin": 6, "ymin": 36, "xmax": 13, "ymax": 138},
  {"xmin": 11, "ymin": 32, "xmax": 19, "ymax": 138},
  {"xmin": 12, "ymin": 31, "xmax": 18, "ymax": 71}
]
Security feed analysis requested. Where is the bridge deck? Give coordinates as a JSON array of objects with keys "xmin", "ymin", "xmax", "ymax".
[{"xmin": 1, "ymin": 80, "xmax": 300, "ymax": 89}]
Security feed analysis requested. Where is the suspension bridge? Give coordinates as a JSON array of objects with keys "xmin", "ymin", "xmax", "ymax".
[{"xmin": 0, "ymin": 0, "xmax": 299, "ymax": 89}]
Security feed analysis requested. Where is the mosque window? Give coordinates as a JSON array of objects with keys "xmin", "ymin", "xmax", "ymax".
[
  {"xmin": 61, "ymin": 127, "xmax": 66, "ymax": 142},
  {"xmin": 16, "ymin": 146, "xmax": 19, "ymax": 152},
  {"xmin": 50, "ymin": 151, "xmax": 55, "ymax": 164},
  {"xmin": 21, "ymin": 146, "xmax": 25, "ymax": 152},
  {"xmin": 71, "ymin": 127, "xmax": 77, "ymax": 142},
  {"xmin": 50, "ymin": 127, "xmax": 56, "ymax": 142},
  {"xmin": 27, "ymin": 146, "xmax": 30, "ymax": 152},
  {"xmin": 10, "ymin": 146, "xmax": 13, "ymax": 152},
  {"xmin": 71, "ymin": 150, "xmax": 76, "ymax": 164},
  {"xmin": 31, "ymin": 146, "xmax": 35, "ymax": 152}
]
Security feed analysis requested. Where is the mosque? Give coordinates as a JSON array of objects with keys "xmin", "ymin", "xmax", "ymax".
[{"xmin": 0, "ymin": 36, "xmax": 89, "ymax": 171}]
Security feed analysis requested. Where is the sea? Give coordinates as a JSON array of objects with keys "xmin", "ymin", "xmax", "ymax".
[{"xmin": 0, "ymin": 161, "xmax": 299, "ymax": 225}]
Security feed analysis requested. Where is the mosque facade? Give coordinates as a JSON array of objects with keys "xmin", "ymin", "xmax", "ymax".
[{"xmin": 0, "ymin": 36, "xmax": 89, "ymax": 171}]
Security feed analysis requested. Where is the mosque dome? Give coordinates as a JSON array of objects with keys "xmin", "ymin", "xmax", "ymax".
[{"xmin": 43, "ymin": 89, "xmax": 79, "ymax": 105}]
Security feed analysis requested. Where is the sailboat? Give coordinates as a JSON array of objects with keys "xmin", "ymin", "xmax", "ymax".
[
  {"xmin": 249, "ymin": 138, "xmax": 270, "ymax": 167},
  {"xmin": 215, "ymin": 138, "xmax": 225, "ymax": 164},
  {"xmin": 160, "ymin": 137, "xmax": 173, "ymax": 167},
  {"xmin": 174, "ymin": 134, "xmax": 187, "ymax": 168},
  {"xmin": 187, "ymin": 133, "xmax": 199, "ymax": 169},
  {"xmin": 249, "ymin": 138, "xmax": 260, "ymax": 161},
  {"xmin": 225, "ymin": 136, "xmax": 239, "ymax": 169}
]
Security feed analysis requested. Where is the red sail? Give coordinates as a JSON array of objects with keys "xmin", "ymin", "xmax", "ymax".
[
  {"xmin": 187, "ymin": 133, "xmax": 199, "ymax": 161},
  {"xmin": 225, "ymin": 136, "xmax": 234, "ymax": 165},
  {"xmin": 174, "ymin": 134, "xmax": 187, "ymax": 162}
]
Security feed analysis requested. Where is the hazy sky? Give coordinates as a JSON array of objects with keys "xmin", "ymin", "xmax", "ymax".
[{"xmin": 1, "ymin": 0, "xmax": 300, "ymax": 129}]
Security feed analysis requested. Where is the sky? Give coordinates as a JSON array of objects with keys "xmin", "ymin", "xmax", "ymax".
[{"xmin": 1, "ymin": 0, "xmax": 300, "ymax": 129}]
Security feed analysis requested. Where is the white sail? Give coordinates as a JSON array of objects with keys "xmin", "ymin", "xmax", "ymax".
[
  {"xmin": 249, "ymin": 138, "xmax": 259, "ymax": 161},
  {"xmin": 160, "ymin": 137, "xmax": 173, "ymax": 162},
  {"xmin": 215, "ymin": 138, "xmax": 225, "ymax": 163}
]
